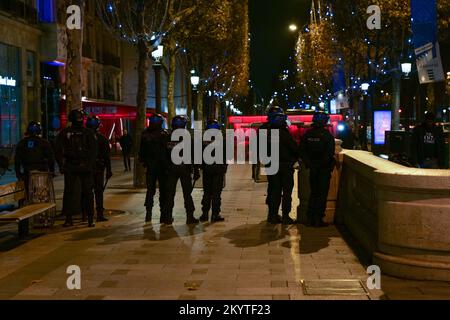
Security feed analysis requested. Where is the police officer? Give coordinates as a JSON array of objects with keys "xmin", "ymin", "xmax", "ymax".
[
  {"xmin": 299, "ymin": 112, "xmax": 335, "ymax": 227},
  {"xmin": 266, "ymin": 113, "xmax": 299, "ymax": 225},
  {"xmin": 86, "ymin": 115, "xmax": 113, "ymax": 222},
  {"xmin": 412, "ymin": 111, "xmax": 445, "ymax": 169},
  {"xmin": 139, "ymin": 114, "xmax": 170, "ymax": 224},
  {"xmin": 15, "ymin": 122, "xmax": 55, "ymax": 190},
  {"xmin": 199, "ymin": 120, "xmax": 227, "ymax": 223},
  {"xmin": 55, "ymin": 109, "xmax": 98, "ymax": 228},
  {"xmin": 259, "ymin": 106, "xmax": 286, "ymax": 208},
  {"xmin": 166, "ymin": 115, "xmax": 200, "ymax": 225}
]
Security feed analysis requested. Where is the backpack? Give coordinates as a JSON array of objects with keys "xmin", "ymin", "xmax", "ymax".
[{"xmin": 64, "ymin": 128, "xmax": 91, "ymax": 171}]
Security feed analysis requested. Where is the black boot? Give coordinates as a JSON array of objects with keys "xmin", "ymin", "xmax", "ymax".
[
  {"xmin": 97, "ymin": 210, "xmax": 108, "ymax": 222},
  {"xmin": 282, "ymin": 215, "xmax": 295, "ymax": 225},
  {"xmin": 186, "ymin": 212, "xmax": 199, "ymax": 225},
  {"xmin": 145, "ymin": 210, "xmax": 152, "ymax": 222},
  {"xmin": 88, "ymin": 215, "xmax": 95, "ymax": 228},
  {"xmin": 199, "ymin": 212, "xmax": 209, "ymax": 222},
  {"xmin": 63, "ymin": 217, "xmax": 73, "ymax": 228},
  {"xmin": 211, "ymin": 214, "xmax": 225, "ymax": 223},
  {"xmin": 267, "ymin": 215, "xmax": 282, "ymax": 224}
]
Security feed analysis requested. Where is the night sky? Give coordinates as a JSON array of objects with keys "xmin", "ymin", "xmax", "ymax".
[{"xmin": 249, "ymin": 0, "xmax": 311, "ymax": 102}]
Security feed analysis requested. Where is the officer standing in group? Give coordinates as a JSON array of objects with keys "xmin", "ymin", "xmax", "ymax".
[
  {"xmin": 15, "ymin": 122, "xmax": 55, "ymax": 190},
  {"xmin": 139, "ymin": 114, "xmax": 170, "ymax": 224},
  {"xmin": 266, "ymin": 112, "xmax": 299, "ymax": 225},
  {"xmin": 258, "ymin": 106, "xmax": 286, "ymax": 208},
  {"xmin": 86, "ymin": 115, "xmax": 113, "ymax": 222},
  {"xmin": 412, "ymin": 111, "xmax": 445, "ymax": 169},
  {"xmin": 200, "ymin": 119, "xmax": 227, "ymax": 223},
  {"xmin": 166, "ymin": 115, "xmax": 200, "ymax": 225},
  {"xmin": 55, "ymin": 109, "xmax": 98, "ymax": 228},
  {"xmin": 299, "ymin": 112, "xmax": 336, "ymax": 227}
]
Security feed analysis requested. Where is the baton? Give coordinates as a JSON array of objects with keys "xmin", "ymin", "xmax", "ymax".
[{"xmin": 103, "ymin": 177, "xmax": 110, "ymax": 191}]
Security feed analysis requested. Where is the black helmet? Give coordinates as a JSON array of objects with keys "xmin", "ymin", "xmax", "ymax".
[
  {"xmin": 27, "ymin": 121, "xmax": 42, "ymax": 136},
  {"xmin": 148, "ymin": 113, "xmax": 164, "ymax": 129},
  {"xmin": 86, "ymin": 115, "xmax": 101, "ymax": 131},
  {"xmin": 269, "ymin": 113, "xmax": 288, "ymax": 128},
  {"xmin": 68, "ymin": 109, "xmax": 85, "ymax": 127},
  {"xmin": 312, "ymin": 111, "xmax": 330, "ymax": 126},
  {"xmin": 172, "ymin": 115, "xmax": 189, "ymax": 129},
  {"xmin": 266, "ymin": 106, "xmax": 284, "ymax": 122},
  {"xmin": 206, "ymin": 119, "xmax": 220, "ymax": 130}
]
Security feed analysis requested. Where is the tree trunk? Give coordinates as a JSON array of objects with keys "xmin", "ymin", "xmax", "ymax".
[
  {"xmin": 65, "ymin": 0, "xmax": 84, "ymax": 114},
  {"xmin": 167, "ymin": 42, "xmax": 177, "ymax": 124},
  {"xmin": 133, "ymin": 40, "xmax": 149, "ymax": 188},
  {"xmin": 392, "ymin": 70, "xmax": 401, "ymax": 130}
]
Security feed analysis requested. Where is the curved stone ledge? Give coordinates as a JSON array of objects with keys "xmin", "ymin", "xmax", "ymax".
[{"xmin": 337, "ymin": 150, "xmax": 450, "ymax": 281}]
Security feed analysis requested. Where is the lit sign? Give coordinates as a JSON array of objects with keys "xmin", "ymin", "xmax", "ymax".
[
  {"xmin": 85, "ymin": 106, "xmax": 118, "ymax": 114},
  {"xmin": 0, "ymin": 76, "xmax": 16, "ymax": 87},
  {"xmin": 374, "ymin": 111, "xmax": 392, "ymax": 145}
]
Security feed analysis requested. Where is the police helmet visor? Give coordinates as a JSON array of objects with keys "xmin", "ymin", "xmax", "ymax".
[
  {"xmin": 27, "ymin": 122, "xmax": 42, "ymax": 136},
  {"xmin": 206, "ymin": 121, "xmax": 220, "ymax": 130},
  {"xmin": 172, "ymin": 116, "xmax": 188, "ymax": 129}
]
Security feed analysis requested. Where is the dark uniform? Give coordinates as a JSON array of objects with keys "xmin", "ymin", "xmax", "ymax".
[
  {"xmin": 55, "ymin": 110, "xmax": 98, "ymax": 227},
  {"xmin": 166, "ymin": 116, "xmax": 199, "ymax": 225},
  {"xmin": 15, "ymin": 122, "xmax": 55, "ymax": 182},
  {"xmin": 85, "ymin": 116, "xmax": 112, "ymax": 222},
  {"xmin": 119, "ymin": 131, "xmax": 133, "ymax": 171},
  {"xmin": 412, "ymin": 112, "xmax": 445, "ymax": 169},
  {"xmin": 139, "ymin": 114, "xmax": 170, "ymax": 223},
  {"xmin": 200, "ymin": 120, "xmax": 227, "ymax": 223},
  {"xmin": 299, "ymin": 112, "xmax": 335, "ymax": 227},
  {"xmin": 266, "ymin": 114, "xmax": 299, "ymax": 225}
]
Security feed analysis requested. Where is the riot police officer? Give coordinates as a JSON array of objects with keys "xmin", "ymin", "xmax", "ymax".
[
  {"xmin": 266, "ymin": 113, "xmax": 299, "ymax": 225},
  {"xmin": 55, "ymin": 109, "xmax": 98, "ymax": 228},
  {"xmin": 86, "ymin": 115, "xmax": 113, "ymax": 222},
  {"xmin": 15, "ymin": 122, "xmax": 55, "ymax": 190},
  {"xmin": 139, "ymin": 114, "xmax": 170, "ymax": 224},
  {"xmin": 299, "ymin": 112, "xmax": 336, "ymax": 227},
  {"xmin": 199, "ymin": 120, "xmax": 227, "ymax": 223},
  {"xmin": 166, "ymin": 115, "xmax": 200, "ymax": 225}
]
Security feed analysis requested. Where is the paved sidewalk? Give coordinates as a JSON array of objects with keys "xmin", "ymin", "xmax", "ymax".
[{"xmin": 0, "ymin": 160, "xmax": 449, "ymax": 300}]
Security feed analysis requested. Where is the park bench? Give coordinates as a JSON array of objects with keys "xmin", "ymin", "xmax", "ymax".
[{"xmin": 0, "ymin": 180, "xmax": 56, "ymax": 238}]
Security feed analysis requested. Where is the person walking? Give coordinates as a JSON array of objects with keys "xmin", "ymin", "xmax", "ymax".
[{"xmin": 119, "ymin": 130, "xmax": 133, "ymax": 172}]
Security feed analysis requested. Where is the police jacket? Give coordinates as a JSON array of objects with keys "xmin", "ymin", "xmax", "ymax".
[
  {"xmin": 94, "ymin": 132, "xmax": 112, "ymax": 173},
  {"xmin": 55, "ymin": 126, "xmax": 98, "ymax": 173},
  {"xmin": 266, "ymin": 126, "xmax": 299, "ymax": 167},
  {"xmin": 412, "ymin": 123, "xmax": 445, "ymax": 168},
  {"xmin": 119, "ymin": 134, "xmax": 133, "ymax": 153},
  {"xmin": 15, "ymin": 136, "xmax": 55, "ymax": 177},
  {"xmin": 166, "ymin": 129, "xmax": 198, "ymax": 174},
  {"xmin": 299, "ymin": 125, "xmax": 336, "ymax": 170},
  {"xmin": 202, "ymin": 137, "xmax": 228, "ymax": 175},
  {"xmin": 139, "ymin": 127, "xmax": 170, "ymax": 170}
]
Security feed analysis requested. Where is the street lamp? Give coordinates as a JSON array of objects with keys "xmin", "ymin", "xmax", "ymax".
[
  {"xmin": 190, "ymin": 70, "xmax": 200, "ymax": 128},
  {"xmin": 289, "ymin": 24, "xmax": 298, "ymax": 32},
  {"xmin": 151, "ymin": 45, "xmax": 164, "ymax": 113},
  {"xmin": 401, "ymin": 62, "xmax": 412, "ymax": 77},
  {"xmin": 361, "ymin": 82, "xmax": 370, "ymax": 92}
]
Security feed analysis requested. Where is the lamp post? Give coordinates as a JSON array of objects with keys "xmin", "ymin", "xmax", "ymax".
[
  {"xmin": 151, "ymin": 45, "xmax": 164, "ymax": 114},
  {"xmin": 190, "ymin": 70, "xmax": 200, "ymax": 129}
]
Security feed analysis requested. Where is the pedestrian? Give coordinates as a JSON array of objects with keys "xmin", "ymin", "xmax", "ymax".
[
  {"xmin": 199, "ymin": 119, "xmax": 227, "ymax": 223},
  {"xmin": 85, "ymin": 115, "xmax": 113, "ymax": 222},
  {"xmin": 14, "ymin": 121, "xmax": 55, "ymax": 192},
  {"xmin": 266, "ymin": 112, "xmax": 299, "ymax": 225},
  {"xmin": 55, "ymin": 109, "xmax": 98, "ymax": 228},
  {"xmin": 119, "ymin": 130, "xmax": 133, "ymax": 172},
  {"xmin": 299, "ymin": 112, "xmax": 336, "ymax": 227},
  {"xmin": 412, "ymin": 111, "xmax": 445, "ymax": 169},
  {"xmin": 166, "ymin": 115, "xmax": 200, "ymax": 225},
  {"xmin": 139, "ymin": 114, "xmax": 170, "ymax": 224}
]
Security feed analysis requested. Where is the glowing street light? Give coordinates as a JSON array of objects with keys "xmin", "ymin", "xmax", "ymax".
[
  {"xmin": 361, "ymin": 82, "xmax": 370, "ymax": 91},
  {"xmin": 289, "ymin": 24, "xmax": 298, "ymax": 32}
]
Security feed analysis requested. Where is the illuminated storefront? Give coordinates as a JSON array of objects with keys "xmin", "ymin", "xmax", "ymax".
[{"xmin": 0, "ymin": 43, "xmax": 21, "ymax": 147}]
